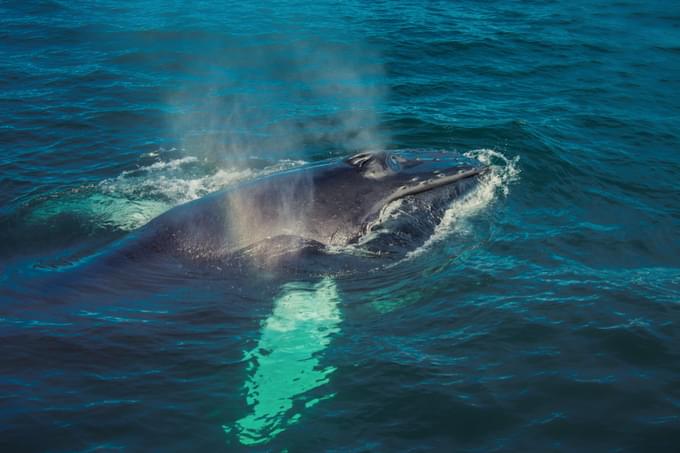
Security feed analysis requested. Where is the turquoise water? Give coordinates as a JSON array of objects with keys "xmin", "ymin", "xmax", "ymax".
[{"xmin": 2, "ymin": 1, "xmax": 679, "ymax": 451}]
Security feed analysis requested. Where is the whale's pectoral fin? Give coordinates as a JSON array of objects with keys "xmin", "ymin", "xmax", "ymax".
[{"xmin": 226, "ymin": 277, "xmax": 342, "ymax": 446}]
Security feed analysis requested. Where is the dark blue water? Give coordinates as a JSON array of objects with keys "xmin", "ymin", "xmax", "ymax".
[{"xmin": 2, "ymin": 1, "xmax": 680, "ymax": 451}]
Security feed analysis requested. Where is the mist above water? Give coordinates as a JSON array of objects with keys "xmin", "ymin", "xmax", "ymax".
[
  {"xmin": 159, "ymin": 20, "xmax": 390, "ymax": 253},
  {"xmin": 165, "ymin": 29, "xmax": 389, "ymax": 165}
]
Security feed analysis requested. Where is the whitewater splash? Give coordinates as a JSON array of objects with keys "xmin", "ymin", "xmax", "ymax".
[
  {"xmin": 403, "ymin": 148, "xmax": 520, "ymax": 260},
  {"xmin": 27, "ymin": 152, "xmax": 306, "ymax": 232}
]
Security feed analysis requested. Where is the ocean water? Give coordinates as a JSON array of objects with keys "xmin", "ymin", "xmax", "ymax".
[{"xmin": 1, "ymin": 0, "xmax": 680, "ymax": 451}]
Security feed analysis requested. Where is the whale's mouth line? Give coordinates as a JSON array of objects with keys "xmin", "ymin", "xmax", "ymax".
[
  {"xmin": 358, "ymin": 165, "xmax": 489, "ymax": 240},
  {"xmin": 382, "ymin": 166, "xmax": 489, "ymax": 207}
]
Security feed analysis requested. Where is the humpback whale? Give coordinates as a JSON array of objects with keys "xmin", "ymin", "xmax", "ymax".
[
  {"xmin": 103, "ymin": 150, "xmax": 487, "ymax": 267},
  {"xmin": 36, "ymin": 150, "xmax": 489, "ymax": 444}
]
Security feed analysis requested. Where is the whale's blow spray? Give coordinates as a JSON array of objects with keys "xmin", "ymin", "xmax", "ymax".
[
  {"xmin": 166, "ymin": 33, "xmax": 388, "ymax": 165},
  {"xmin": 164, "ymin": 22, "xmax": 388, "ymax": 248}
]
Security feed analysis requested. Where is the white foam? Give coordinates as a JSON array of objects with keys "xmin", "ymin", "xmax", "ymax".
[
  {"xmin": 117, "ymin": 156, "xmax": 199, "ymax": 176},
  {"xmin": 29, "ymin": 153, "xmax": 307, "ymax": 232},
  {"xmin": 101, "ymin": 156, "xmax": 309, "ymax": 230},
  {"xmin": 100, "ymin": 165, "xmax": 254, "ymax": 206},
  {"xmin": 403, "ymin": 149, "xmax": 520, "ymax": 260}
]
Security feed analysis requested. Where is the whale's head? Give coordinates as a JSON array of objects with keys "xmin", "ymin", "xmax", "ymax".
[
  {"xmin": 346, "ymin": 149, "xmax": 486, "ymax": 215},
  {"xmin": 305, "ymin": 149, "xmax": 488, "ymax": 246}
]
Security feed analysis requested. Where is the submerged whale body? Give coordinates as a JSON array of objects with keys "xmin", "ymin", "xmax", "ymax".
[{"xmin": 106, "ymin": 150, "xmax": 487, "ymax": 267}]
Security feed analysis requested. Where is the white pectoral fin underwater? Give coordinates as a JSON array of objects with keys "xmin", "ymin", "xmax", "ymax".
[{"xmin": 225, "ymin": 277, "xmax": 342, "ymax": 446}]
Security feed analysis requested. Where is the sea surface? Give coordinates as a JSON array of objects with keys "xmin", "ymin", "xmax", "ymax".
[{"xmin": 1, "ymin": 1, "xmax": 680, "ymax": 451}]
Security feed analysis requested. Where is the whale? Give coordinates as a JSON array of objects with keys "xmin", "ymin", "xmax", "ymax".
[
  {"xmin": 98, "ymin": 149, "xmax": 487, "ymax": 269},
  {"xmin": 31, "ymin": 150, "xmax": 487, "ymax": 446}
]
